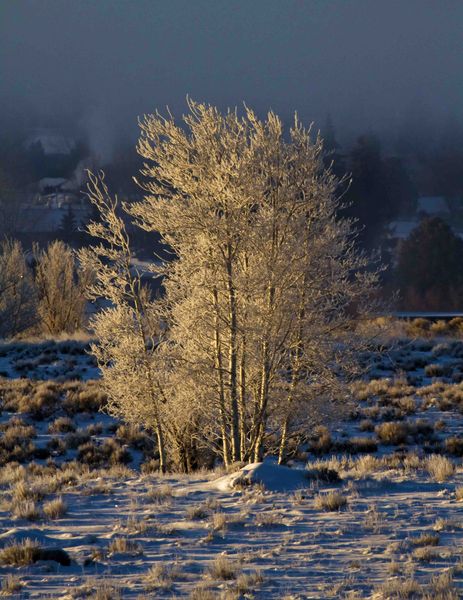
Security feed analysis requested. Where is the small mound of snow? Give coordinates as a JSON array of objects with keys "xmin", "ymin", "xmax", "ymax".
[
  {"xmin": 0, "ymin": 528, "xmax": 53, "ymax": 546},
  {"xmin": 213, "ymin": 459, "xmax": 310, "ymax": 492}
]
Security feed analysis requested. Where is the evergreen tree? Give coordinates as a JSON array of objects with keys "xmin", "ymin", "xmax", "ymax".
[{"xmin": 395, "ymin": 217, "xmax": 463, "ymax": 310}]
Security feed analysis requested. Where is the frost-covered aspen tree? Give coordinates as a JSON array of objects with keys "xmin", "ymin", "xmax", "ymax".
[
  {"xmin": 128, "ymin": 100, "xmax": 381, "ymax": 466},
  {"xmin": 0, "ymin": 239, "xmax": 36, "ymax": 338},
  {"xmin": 84, "ymin": 101, "xmax": 380, "ymax": 469},
  {"xmin": 34, "ymin": 241, "xmax": 91, "ymax": 335}
]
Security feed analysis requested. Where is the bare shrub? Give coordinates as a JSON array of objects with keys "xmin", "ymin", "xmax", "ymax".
[
  {"xmin": 12, "ymin": 500, "xmax": 41, "ymax": 521},
  {"xmin": 63, "ymin": 382, "xmax": 106, "ymax": 415},
  {"xmin": 108, "ymin": 537, "xmax": 143, "ymax": 556},
  {"xmin": 144, "ymin": 563, "xmax": 182, "ymax": 591},
  {"xmin": 445, "ymin": 436, "xmax": 463, "ymax": 456},
  {"xmin": 374, "ymin": 577, "xmax": 422, "ymax": 599},
  {"xmin": 186, "ymin": 503, "xmax": 209, "ymax": 520},
  {"xmin": 310, "ymin": 425, "xmax": 332, "ymax": 454},
  {"xmin": 410, "ymin": 533, "xmax": 439, "ymax": 547},
  {"xmin": 0, "ymin": 538, "xmax": 40, "ymax": 566},
  {"xmin": 43, "ymin": 497, "xmax": 67, "ymax": 519},
  {"xmin": 255, "ymin": 511, "xmax": 284, "ymax": 527},
  {"xmin": 48, "ymin": 416, "xmax": 75, "ymax": 434},
  {"xmin": 0, "ymin": 573, "xmax": 23, "ymax": 594},
  {"xmin": 376, "ymin": 422, "xmax": 408, "ymax": 445},
  {"xmin": 77, "ymin": 439, "xmax": 131, "ymax": 468},
  {"xmin": 235, "ymin": 570, "xmax": 264, "ymax": 593},
  {"xmin": 314, "ymin": 491, "xmax": 348, "ymax": 511},
  {"xmin": 144, "ymin": 484, "xmax": 173, "ymax": 505},
  {"xmin": 345, "ymin": 436, "xmax": 378, "ymax": 453},
  {"xmin": 208, "ymin": 555, "xmax": 239, "ymax": 580},
  {"xmin": 425, "ymin": 363, "xmax": 446, "ymax": 378},
  {"xmin": 426, "ymin": 455, "xmax": 455, "ymax": 482},
  {"xmin": 413, "ymin": 546, "xmax": 440, "ymax": 562},
  {"xmin": 359, "ymin": 419, "xmax": 375, "ymax": 432},
  {"xmin": 189, "ymin": 588, "xmax": 215, "ymax": 600}
]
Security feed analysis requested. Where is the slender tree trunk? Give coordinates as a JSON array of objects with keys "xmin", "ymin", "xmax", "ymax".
[
  {"xmin": 225, "ymin": 244, "xmax": 240, "ymax": 463},
  {"xmin": 238, "ymin": 334, "xmax": 247, "ymax": 461},
  {"xmin": 213, "ymin": 287, "xmax": 231, "ymax": 466},
  {"xmin": 156, "ymin": 421, "xmax": 167, "ymax": 474},
  {"xmin": 278, "ymin": 417, "xmax": 289, "ymax": 465},
  {"xmin": 278, "ymin": 279, "xmax": 306, "ymax": 464}
]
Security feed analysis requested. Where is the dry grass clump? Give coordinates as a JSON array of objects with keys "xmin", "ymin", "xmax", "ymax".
[
  {"xmin": 107, "ymin": 537, "xmax": 143, "ymax": 556},
  {"xmin": 393, "ymin": 396, "xmax": 417, "ymax": 415},
  {"xmin": 0, "ymin": 538, "xmax": 40, "ymax": 566},
  {"xmin": 345, "ymin": 436, "xmax": 378, "ymax": 453},
  {"xmin": 211, "ymin": 511, "xmax": 227, "ymax": 533},
  {"xmin": 425, "ymin": 363, "xmax": 446, "ymax": 378},
  {"xmin": 314, "ymin": 491, "xmax": 348, "ymax": 511},
  {"xmin": 445, "ymin": 436, "xmax": 463, "ymax": 456},
  {"xmin": 186, "ymin": 503, "xmax": 209, "ymax": 520},
  {"xmin": 0, "ymin": 378, "xmax": 32, "ymax": 412},
  {"xmin": 43, "ymin": 496, "xmax": 67, "ymax": 519},
  {"xmin": 63, "ymin": 381, "xmax": 106, "ymax": 415},
  {"xmin": 363, "ymin": 505, "xmax": 385, "ymax": 533},
  {"xmin": 64, "ymin": 428, "xmax": 91, "ymax": 450},
  {"xmin": 309, "ymin": 425, "xmax": 332, "ymax": 454},
  {"xmin": 48, "ymin": 416, "xmax": 75, "ymax": 434},
  {"xmin": 77, "ymin": 579, "xmax": 123, "ymax": 600},
  {"xmin": 413, "ymin": 546, "xmax": 440, "ymax": 562},
  {"xmin": 410, "ymin": 533, "xmax": 440, "ymax": 547},
  {"xmin": 254, "ymin": 511, "xmax": 284, "ymax": 528},
  {"xmin": 376, "ymin": 421, "xmax": 409, "ymax": 445},
  {"xmin": 145, "ymin": 483, "xmax": 173, "ymax": 504},
  {"xmin": 11, "ymin": 479, "xmax": 43, "ymax": 502},
  {"xmin": 374, "ymin": 577, "xmax": 422, "ymax": 599},
  {"xmin": 0, "ymin": 573, "xmax": 23, "ymax": 595},
  {"xmin": 351, "ymin": 455, "xmax": 383, "ymax": 477},
  {"xmin": 355, "ymin": 377, "xmax": 414, "ymax": 401},
  {"xmin": 426, "ymin": 455, "xmax": 455, "ymax": 482},
  {"xmin": 116, "ymin": 424, "xmax": 153, "ymax": 452},
  {"xmin": 189, "ymin": 587, "xmax": 215, "ymax": 600},
  {"xmin": 144, "ymin": 563, "xmax": 182, "ymax": 591},
  {"xmin": 11, "ymin": 500, "xmax": 42, "ymax": 521},
  {"xmin": 235, "ymin": 570, "xmax": 264, "ymax": 593},
  {"xmin": 25, "ymin": 381, "xmax": 61, "ymax": 419},
  {"xmin": 208, "ymin": 555, "xmax": 239, "ymax": 580},
  {"xmin": 77, "ymin": 439, "xmax": 131, "ymax": 467},
  {"xmin": 376, "ymin": 571, "xmax": 458, "ymax": 599},
  {"xmin": 455, "ymin": 486, "xmax": 463, "ymax": 501},
  {"xmin": 359, "ymin": 419, "xmax": 375, "ymax": 432}
]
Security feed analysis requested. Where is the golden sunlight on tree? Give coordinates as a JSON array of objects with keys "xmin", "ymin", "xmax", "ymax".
[{"xmin": 82, "ymin": 100, "xmax": 381, "ymax": 472}]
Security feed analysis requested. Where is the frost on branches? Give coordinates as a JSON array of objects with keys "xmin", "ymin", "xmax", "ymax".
[{"xmin": 81, "ymin": 100, "xmax": 381, "ymax": 472}]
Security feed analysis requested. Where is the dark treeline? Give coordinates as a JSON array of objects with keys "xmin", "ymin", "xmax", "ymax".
[{"xmin": 2, "ymin": 114, "xmax": 463, "ymax": 311}]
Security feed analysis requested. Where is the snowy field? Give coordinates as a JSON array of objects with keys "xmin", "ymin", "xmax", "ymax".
[{"xmin": 0, "ymin": 337, "xmax": 463, "ymax": 598}]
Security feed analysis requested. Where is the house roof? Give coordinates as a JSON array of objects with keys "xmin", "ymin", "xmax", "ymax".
[{"xmin": 38, "ymin": 178, "xmax": 67, "ymax": 192}]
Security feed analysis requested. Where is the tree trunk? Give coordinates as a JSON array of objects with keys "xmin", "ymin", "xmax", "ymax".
[
  {"xmin": 213, "ymin": 287, "xmax": 231, "ymax": 466},
  {"xmin": 156, "ymin": 422, "xmax": 167, "ymax": 474},
  {"xmin": 278, "ymin": 416, "xmax": 289, "ymax": 465},
  {"xmin": 225, "ymin": 245, "xmax": 240, "ymax": 463}
]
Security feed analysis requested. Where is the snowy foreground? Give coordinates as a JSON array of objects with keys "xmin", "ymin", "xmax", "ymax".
[{"xmin": 0, "ymin": 337, "xmax": 463, "ymax": 598}]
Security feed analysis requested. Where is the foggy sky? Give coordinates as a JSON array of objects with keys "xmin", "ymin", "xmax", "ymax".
[{"xmin": 1, "ymin": 0, "xmax": 463, "ymax": 151}]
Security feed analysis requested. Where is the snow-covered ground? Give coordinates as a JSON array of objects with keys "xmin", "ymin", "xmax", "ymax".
[{"xmin": 1, "ymin": 336, "xmax": 463, "ymax": 598}]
